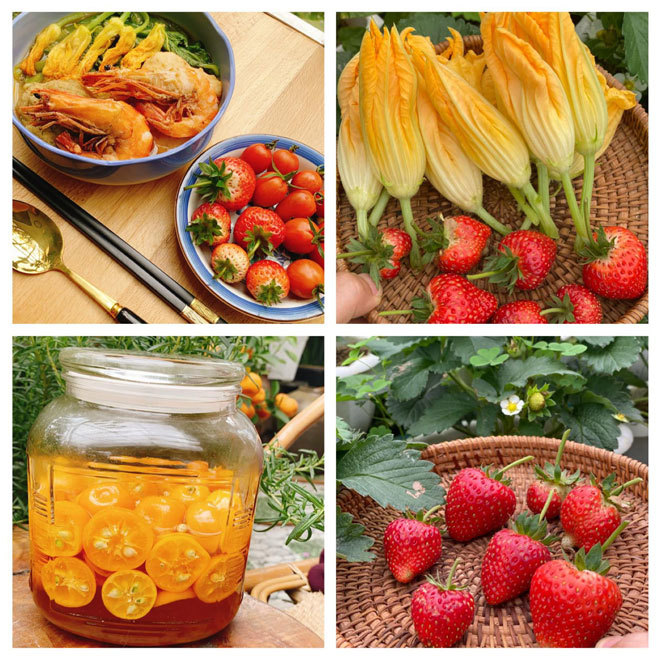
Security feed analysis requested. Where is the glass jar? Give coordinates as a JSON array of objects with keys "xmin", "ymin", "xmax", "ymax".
[{"xmin": 26, "ymin": 348, "xmax": 263, "ymax": 646}]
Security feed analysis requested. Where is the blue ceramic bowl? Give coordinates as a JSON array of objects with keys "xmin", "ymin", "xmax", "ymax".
[
  {"xmin": 176, "ymin": 135, "xmax": 325, "ymax": 322},
  {"xmin": 12, "ymin": 12, "xmax": 235, "ymax": 185}
]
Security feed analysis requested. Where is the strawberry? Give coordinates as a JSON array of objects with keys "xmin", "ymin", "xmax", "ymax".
[
  {"xmin": 383, "ymin": 507, "xmax": 443, "ymax": 583},
  {"xmin": 526, "ymin": 430, "xmax": 580, "ymax": 520},
  {"xmin": 416, "ymin": 215, "xmax": 491, "ymax": 274},
  {"xmin": 245, "ymin": 260, "xmax": 290, "ymax": 305},
  {"xmin": 560, "ymin": 473, "xmax": 641, "ymax": 552},
  {"xmin": 481, "ymin": 492, "xmax": 557, "ymax": 605},
  {"xmin": 186, "ymin": 202, "xmax": 231, "ymax": 247},
  {"xmin": 411, "ymin": 558, "xmax": 475, "ymax": 648},
  {"xmin": 581, "ymin": 226, "xmax": 647, "ymax": 300},
  {"xmin": 337, "ymin": 226, "xmax": 411, "ymax": 285},
  {"xmin": 491, "ymin": 300, "xmax": 548, "ymax": 324},
  {"xmin": 211, "ymin": 243, "xmax": 249, "ymax": 284},
  {"xmin": 445, "ymin": 457, "xmax": 534, "ymax": 542},
  {"xmin": 233, "ymin": 207, "xmax": 285, "ymax": 259},
  {"xmin": 529, "ymin": 525, "xmax": 627, "ymax": 647},
  {"xmin": 469, "ymin": 230, "xmax": 556, "ymax": 291},
  {"xmin": 185, "ymin": 157, "xmax": 256, "ymax": 210}
]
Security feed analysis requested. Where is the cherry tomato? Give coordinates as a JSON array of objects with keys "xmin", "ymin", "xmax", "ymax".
[
  {"xmin": 310, "ymin": 241, "xmax": 324, "ymax": 268},
  {"xmin": 271, "ymin": 148, "xmax": 299, "ymax": 175},
  {"xmin": 252, "ymin": 173, "xmax": 289, "ymax": 207},
  {"xmin": 291, "ymin": 169, "xmax": 323, "ymax": 193},
  {"xmin": 240, "ymin": 143, "xmax": 272, "ymax": 174},
  {"xmin": 315, "ymin": 190, "xmax": 324, "ymax": 218},
  {"xmin": 284, "ymin": 217, "xmax": 319, "ymax": 254},
  {"xmin": 287, "ymin": 259, "xmax": 324, "ymax": 299},
  {"xmin": 276, "ymin": 189, "xmax": 316, "ymax": 220}
]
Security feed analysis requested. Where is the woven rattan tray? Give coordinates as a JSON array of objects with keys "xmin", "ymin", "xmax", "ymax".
[
  {"xmin": 336, "ymin": 436, "xmax": 648, "ymax": 648},
  {"xmin": 336, "ymin": 35, "xmax": 649, "ymax": 323}
]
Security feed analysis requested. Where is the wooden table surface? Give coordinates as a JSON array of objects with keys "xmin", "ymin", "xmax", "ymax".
[
  {"xmin": 13, "ymin": 528, "xmax": 323, "ymax": 648},
  {"xmin": 13, "ymin": 12, "xmax": 324, "ymax": 325}
]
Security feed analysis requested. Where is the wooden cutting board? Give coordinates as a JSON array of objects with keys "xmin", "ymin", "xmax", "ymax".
[
  {"xmin": 12, "ymin": 12, "xmax": 324, "ymax": 324},
  {"xmin": 12, "ymin": 528, "xmax": 322, "ymax": 648}
]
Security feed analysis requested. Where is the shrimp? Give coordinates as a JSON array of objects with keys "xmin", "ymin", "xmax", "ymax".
[
  {"xmin": 20, "ymin": 88, "xmax": 153, "ymax": 161},
  {"xmin": 82, "ymin": 52, "xmax": 220, "ymax": 139}
]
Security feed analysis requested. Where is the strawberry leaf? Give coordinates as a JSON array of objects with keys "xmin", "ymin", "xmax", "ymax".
[{"xmin": 337, "ymin": 507, "xmax": 375, "ymax": 562}]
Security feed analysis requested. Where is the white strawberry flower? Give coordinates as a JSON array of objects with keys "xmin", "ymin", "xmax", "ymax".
[{"xmin": 500, "ymin": 395, "xmax": 524, "ymax": 416}]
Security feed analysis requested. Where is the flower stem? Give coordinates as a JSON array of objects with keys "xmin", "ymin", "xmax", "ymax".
[
  {"xmin": 522, "ymin": 181, "xmax": 559, "ymax": 239},
  {"xmin": 537, "ymin": 162, "xmax": 551, "ymax": 216},
  {"xmin": 561, "ymin": 171, "xmax": 595, "ymax": 249},
  {"xmin": 356, "ymin": 208, "xmax": 369, "ymax": 242},
  {"xmin": 368, "ymin": 189, "xmax": 390, "ymax": 226},
  {"xmin": 508, "ymin": 185, "xmax": 540, "ymax": 227},
  {"xmin": 400, "ymin": 197, "xmax": 422, "ymax": 269},
  {"xmin": 378, "ymin": 310, "xmax": 412, "ymax": 316},
  {"xmin": 580, "ymin": 153, "xmax": 596, "ymax": 231},
  {"xmin": 475, "ymin": 206, "xmax": 510, "ymax": 236},
  {"xmin": 336, "ymin": 249, "xmax": 372, "ymax": 260}
]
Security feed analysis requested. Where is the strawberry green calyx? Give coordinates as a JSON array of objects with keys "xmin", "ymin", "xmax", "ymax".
[
  {"xmin": 593, "ymin": 473, "xmax": 643, "ymax": 508},
  {"xmin": 512, "ymin": 490, "xmax": 559, "ymax": 546},
  {"xmin": 414, "ymin": 217, "xmax": 449, "ymax": 266},
  {"xmin": 243, "ymin": 226, "xmax": 275, "ymax": 260},
  {"xmin": 184, "ymin": 158, "xmax": 233, "ymax": 204},
  {"xmin": 483, "ymin": 455, "xmax": 535, "ymax": 485},
  {"xmin": 410, "ymin": 504, "xmax": 445, "ymax": 526},
  {"xmin": 534, "ymin": 429, "xmax": 580, "ymax": 489},
  {"xmin": 573, "ymin": 521, "xmax": 630, "ymax": 575},
  {"xmin": 255, "ymin": 281, "xmax": 285, "ymax": 306},
  {"xmin": 336, "ymin": 226, "xmax": 395, "ymax": 285},
  {"xmin": 425, "ymin": 557, "xmax": 467, "ymax": 592},
  {"xmin": 186, "ymin": 213, "xmax": 224, "ymax": 246},
  {"xmin": 467, "ymin": 246, "xmax": 524, "ymax": 293},
  {"xmin": 212, "ymin": 258, "xmax": 238, "ymax": 282}
]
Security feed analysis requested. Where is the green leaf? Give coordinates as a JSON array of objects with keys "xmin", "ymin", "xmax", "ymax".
[
  {"xmin": 407, "ymin": 389, "xmax": 476, "ymax": 437},
  {"xmin": 451, "ymin": 337, "xmax": 503, "ymax": 364},
  {"xmin": 579, "ymin": 337, "xmax": 642, "ymax": 374},
  {"xmin": 497, "ymin": 356, "xmax": 580, "ymax": 390},
  {"xmin": 622, "ymin": 12, "xmax": 648, "ymax": 83},
  {"xmin": 586, "ymin": 376, "xmax": 645, "ymax": 423},
  {"xmin": 574, "ymin": 336, "xmax": 614, "ymax": 347},
  {"xmin": 336, "ymin": 508, "xmax": 375, "ymax": 562},
  {"xmin": 470, "ymin": 347, "xmax": 509, "ymax": 367},
  {"xmin": 336, "ymin": 373, "xmax": 391, "ymax": 401},
  {"xmin": 394, "ymin": 13, "xmax": 480, "ymax": 43},
  {"xmin": 337, "ymin": 417, "xmax": 362, "ymax": 450},
  {"xmin": 475, "ymin": 403, "xmax": 499, "ymax": 436},
  {"xmin": 387, "ymin": 373, "xmax": 444, "ymax": 429},
  {"xmin": 471, "ymin": 376, "xmax": 499, "ymax": 402},
  {"xmin": 558, "ymin": 404, "xmax": 620, "ymax": 450},
  {"xmin": 366, "ymin": 337, "xmax": 426, "ymax": 361},
  {"xmin": 337, "ymin": 434, "xmax": 445, "ymax": 511},
  {"xmin": 517, "ymin": 419, "xmax": 545, "ymax": 436}
]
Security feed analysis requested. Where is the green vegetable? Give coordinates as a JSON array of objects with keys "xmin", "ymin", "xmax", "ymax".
[{"xmin": 164, "ymin": 26, "xmax": 219, "ymax": 75}]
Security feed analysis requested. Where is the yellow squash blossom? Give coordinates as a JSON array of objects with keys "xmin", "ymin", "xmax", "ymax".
[
  {"xmin": 122, "ymin": 23, "xmax": 166, "ymax": 69},
  {"xmin": 20, "ymin": 23, "xmax": 62, "ymax": 76},
  {"xmin": 100, "ymin": 25, "xmax": 137, "ymax": 70},
  {"xmin": 42, "ymin": 25, "xmax": 92, "ymax": 79},
  {"xmin": 359, "ymin": 23, "xmax": 426, "ymax": 267},
  {"xmin": 76, "ymin": 17, "xmax": 125, "ymax": 75},
  {"xmin": 337, "ymin": 54, "xmax": 383, "ymax": 240}
]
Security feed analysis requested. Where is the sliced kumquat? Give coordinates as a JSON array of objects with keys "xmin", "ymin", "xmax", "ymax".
[
  {"xmin": 32, "ymin": 501, "xmax": 90, "ymax": 557},
  {"xmin": 82, "ymin": 552, "xmax": 113, "ymax": 586},
  {"xmin": 145, "ymin": 533, "xmax": 210, "ymax": 592},
  {"xmin": 185, "ymin": 501, "xmax": 226, "ymax": 554},
  {"xmin": 82, "ymin": 507, "xmax": 154, "ymax": 571},
  {"xmin": 135, "ymin": 496, "xmax": 186, "ymax": 535},
  {"xmin": 165, "ymin": 484, "xmax": 210, "ymax": 505},
  {"xmin": 154, "ymin": 587, "xmax": 196, "ymax": 608},
  {"xmin": 42, "ymin": 557, "xmax": 96, "ymax": 608},
  {"xmin": 193, "ymin": 553, "xmax": 245, "ymax": 603},
  {"xmin": 77, "ymin": 482, "xmax": 133, "ymax": 514},
  {"xmin": 124, "ymin": 479, "xmax": 159, "ymax": 503},
  {"xmin": 102, "ymin": 569, "xmax": 157, "ymax": 620},
  {"xmin": 206, "ymin": 488, "xmax": 236, "ymax": 511}
]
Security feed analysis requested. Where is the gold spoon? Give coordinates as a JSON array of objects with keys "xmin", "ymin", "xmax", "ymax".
[{"xmin": 12, "ymin": 200, "xmax": 146, "ymax": 323}]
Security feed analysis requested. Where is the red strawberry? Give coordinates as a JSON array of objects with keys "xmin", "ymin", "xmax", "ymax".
[
  {"xmin": 383, "ymin": 507, "xmax": 443, "ymax": 583},
  {"xmin": 491, "ymin": 300, "xmax": 548, "ymax": 324},
  {"xmin": 211, "ymin": 243, "xmax": 250, "ymax": 284},
  {"xmin": 414, "ymin": 275, "xmax": 497, "ymax": 323},
  {"xmin": 411, "ymin": 559, "xmax": 475, "ymax": 648},
  {"xmin": 186, "ymin": 202, "xmax": 231, "ymax": 248},
  {"xmin": 245, "ymin": 260, "xmax": 290, "ymax": 305},
  {"xmin": 233, "ymin": 207, "xmax": 285, "ymax": 259},
  {"xmin": 481, "ymin": 493, "xmax": 557, "ymax": 605},
  {"xmin": 560, "ymin": 474, "xmax": 641, "ymax": 552},
  {"xmin": 526, "ymin": 430, "xmax": 579, "ymax": 520},
  {"xmin": 383, "ymin": 227, "xmax": 412, "ymax": 261},
  {"xmin": 529, "ymin": 526, "xmax": 626, "ymax": 647},
  {"xmin": 542, "ymin": 284, "xmax": 603, "ymax": 324},
  {"xmin": 185, "ymin": 157, "xmax": 256, "ymax": 210},
  {"xmin": 445, "ymin": 457, "xmax": 533, "ymax": 542},
  {"xmin": 416, "ymin": 215, "xmax": 491, "ymax": 274},
  {"xmin": 581, "ymin": 226, "xmax": 647, "ymax": 299},
  {"xmin": 469, "ymin": 230, "xmax": 556, "ymax": 291}
]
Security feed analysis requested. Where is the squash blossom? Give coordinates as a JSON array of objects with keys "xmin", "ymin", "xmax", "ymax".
[
  {"xmin": 100, "ymin": 24, "xmax": 137, "ymax": 70},
  {"xmin": 122, "ymin": 23, "xmax": 166, "ymax": 69},
  {"xmin": 76, "ymin": 17, "xmax": 126, "ymax": 75},
  {"xmin": 359, "ymin": 23, "xmax": 426, "ymax": 268},
  {"xmin": 20, "ymin": 23, "xmax": 61, "ymax": 76},
  {"xmin": 337, "ymin": 54, "xmax": 384, "ymax": 240},
  {"xmin": 42, "ymin": 25, "xmax": 92, "ymax": 79}
]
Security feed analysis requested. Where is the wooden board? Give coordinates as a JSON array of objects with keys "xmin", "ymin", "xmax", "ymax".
[{"xmin": 12, "ymin": 12, "xmax": 324, "ymax": 324}]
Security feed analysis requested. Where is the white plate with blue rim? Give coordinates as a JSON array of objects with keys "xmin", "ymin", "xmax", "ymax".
[{"xmin": 176, "ymin": 134, "xmax": 324, "ymax": 322}]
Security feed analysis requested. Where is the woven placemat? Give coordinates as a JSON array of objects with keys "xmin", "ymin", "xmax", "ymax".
[
  {"xmin": 336, "ymin": 436, "xmax": 648, "ymax": 648},
  {"xmin": 336, "ymin": 35, "xmax": 648, "ymax": 324}
]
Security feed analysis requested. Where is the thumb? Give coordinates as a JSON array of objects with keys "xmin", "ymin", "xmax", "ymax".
[{"xmin": 336, "ymin": 272, "xmax": 381, "ymax": 323}]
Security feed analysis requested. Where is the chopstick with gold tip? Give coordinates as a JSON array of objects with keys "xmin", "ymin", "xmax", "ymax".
[{"xmin": 13, "ymin": 157, "xmax": 227, "ymax": 324}]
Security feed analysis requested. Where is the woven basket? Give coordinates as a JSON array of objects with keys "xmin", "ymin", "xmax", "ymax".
[
  {"xmin": 336, "ymin": 436, "xmax": 648, "ymax": 648},
  {"xmin": 336, "ymin": 36, "xmax": 649, "ymax": 324}
]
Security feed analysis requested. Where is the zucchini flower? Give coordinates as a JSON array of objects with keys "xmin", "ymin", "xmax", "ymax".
[
  {"xmin": 76, "ymin": 17, "xmax": 125, "ymax": 75},
  {"xmin": 337, "ymin": 54, "xmax": 384, "ymax": 240},
  {"xmin": 359, "ymin": 23, "xmax": 426, "ymax": 268},
  {"xmin": 100, "ymin": 25, "xmax": 137, "ymax": 70},
  {"xmin": 20, "ymin": 23, "xmax": 61, "ymax": 76},
  {"xmin": 482, "ymin": 16, "xmax": 575, "ymax": 237},
  {"xmin": 122, "ymin": 23, "xmax": 166, "ymax": 69},
  {"xmin": 43, "ymin": 25, "xmax": 92, "ymax": 79}
]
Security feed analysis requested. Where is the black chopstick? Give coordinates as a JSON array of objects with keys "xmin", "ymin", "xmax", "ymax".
[{"xmin": 13, "ymin": 158, "xmax": 226, "ymax": 324}]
